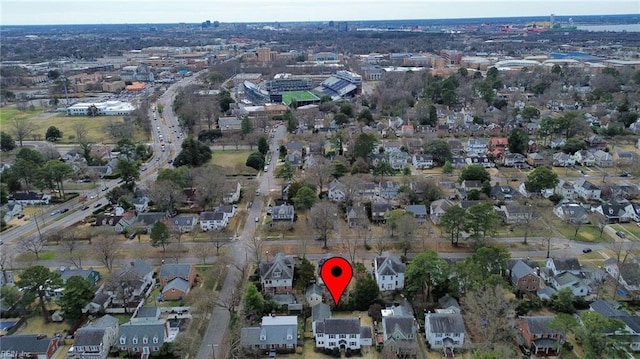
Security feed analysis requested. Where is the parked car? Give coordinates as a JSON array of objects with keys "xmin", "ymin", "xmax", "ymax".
[
  {"xmin": 616, "ymin": 231, "xmax": 626, "ymax": 238},
  {"xmin": 94, "ymin": 203, "xmax": 103, "ymax": 208},
  {"xmin": 82, "ymin": 205, "xmax": 90, "ymax": 210},
  {"xmin": 60, "ymin": 208, "xmax": 69, "ymax": 213},
  {"xmin": 582, "ymin": 248, "xmax": 593, "ymax": 253}
]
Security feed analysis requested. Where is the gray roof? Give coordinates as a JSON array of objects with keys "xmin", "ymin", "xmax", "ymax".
[
  {"xmin": 552, "ymin": 257, "xmax": 581, "ymax": 272},
  {"xmin": 620, "ymin": 316, "xmax": 640, "ymax": 334},
  {"xmin": 73, "ymin": 328, "xmax": 106, "ymax": 346},
  {"xmin": 437, "ymin": 295, "xmax": 460, "ymax": 311},
  {"xmin": 163, "ymin": 277, "xmax": 190, "ymax": 294},
  {"xmin": 171, "ymin": 214, "xmax": 197, "ymax": 227},
  {"xmin": 82, "ymin": 314, "xmax": 118, "ymax": 330},
  {"xmin": 316, "ymin": 318, "xmax": 360, "ymax": 335},
  {"xmin": 121, "ymin": 258, "xmax": 153, "ymax": 279},
  {"xmin": 260, "ymin": 253, "xmax": 294, "ymax": 281},
  {"xmin": 240, "ymin": 316, "xmax": 297, "ymax": 347},
  {"xmin": 590, "ymin": 300, "xmax": 626, "ymax": 318},
  {"xmin": 57, "ymin": 268, "xmax": 97, "ymax": 283},
  {"xmin": 522, "ymin": 316, "xmax": 561, "ymax": 335},
  {"xmin": 537, "ymin": 287, "xmax": 556, "ymax": 299},
  {"xmin": 360, "ymin": 326, "xmax": 372, "ymax": 339},
  {"xmin": 200, "ymin": 211, "xmax": 221, "ymax": 221},
  {"xmin": 118, "ymin": 321, "xmax": 167, "ymax": 347},
  {"xmin": 312, "ymin": 303, "xmax": 332, "ymax": 323},
  {"xmin": 306, "ymin": 283, "xmax": 323, "ymax": 297},
  {"xmin": 511, "ymin": 260, "xmax": 536, "ymax": 282},
  {"xmin": 375, "ymin": 255, "xmax": 406, "ymax": 276},
  {"xmin": 619, "ymin": 262, "xmax": 640, "ymax": 286},
  {"xmin": 383, "ymin": 316, "xmax": 417, "ymax": 339},
  {"xmin": 0, "ymin": 334, "xmax": 57, "ymax": 353},
  {"xmin": 160, "ymin": 263, "xmax": 192, "ymax": 281},
  {"xmin": 426, "ymin": 313, "xmax": 465, "ymax": 334},
  {"xmin": 553, "ymin": 272, "xmax": 583, "ymax": 286},
  {"xmin": 136, "ymin": 306, "xmax": 160, "ymax": 319},
  {"xmin": 136, "ymin": 212, "xmax": 167, "ymax": 226},
  {"xmin": 406, "ymin": 204, "xmax": 427, "ymax": 216}
]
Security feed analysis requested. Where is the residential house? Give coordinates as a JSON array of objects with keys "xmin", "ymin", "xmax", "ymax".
[
  {"xmin": 389, "ymin": 151, "xmax": 410, "ymax": 170},
  {"xmin": 222, "ymin": 182, "xmax": 241, "ymax": 204},
  {"xmin": 604, "ymin": 259, "xmax": 640, "ymax": 292},
  {"xmin": 412, "ymin": 154, "xmax": 434, "ymax": 169},
  {"xmin": 553, "ymin": 203, "xmax": 589, "ymax": 224},
  {"xmin": 357, "ymin": 182, "xmax": 377, "ymax": 201},
  {"xmin": 552, "ymin": 152, "xmax": 575, "ymax": 167},
  {"xmin": 448, "ymin": 139, "xmax": 462, "ymax": 154},
  {"xmin": 381, "ymin": 305, "xmax": 418, "ymax": 357},
  {"xmin": 306, "ymin": 284, "xmax": 323, "ymax": 307},
  {"xmin": 285, "ymin": 151, "xmax": 304, "ymax": 168},
  {"xmin": 159, "ymin": 263, "xmax": 196, "ymax": 301},
  {"xmin": 585, "ymin": 135, "xmax": 606, "ymax": 149},
  {"xmin": 450, "ymin": 156, "xmax": 466, "ymax": 169},
  {"xmin": 573, "ymin": 150, "xmax": 595, "ymax": 167},
  {"xmin": 593, "ymin": 202, "xmax": 636, "ymax": 223},
  {"xmin": 7, "ymin": 192, "xmax": 51, "ymax": 205},
  {"xmin": 1, "ymin": 203, "xmax": 21, "ymax": 223},
  {"xmin": 510, "ymin": 260, "xmax": 540, "ymax": 292},
  {"xmin": 95, "ymin": 211, "xmax": 137, "ymax": 233},
  {"xmin": 216, "ymin": 205, "xmax": 236, "ymax": 218},
  {"xmin": 328, "ymin": 179, "xmax": 346, "ymax": 202},
  {"xmin": 593, "ymin": 149, "xmax": 613, "ymax": 167},
  {"xmin": 589, "ymin": 300, "xmax": 640, "ymax": 352},
  {"xmin": 503, "ymin": 153, "xmax": 526, "ymax": 168},
  {"xmin": 311, "ymin": 303, "xmax": 332, "ymax": 337},
  {"xmin": 241, "ymin": 316, "xmax": 298, "ymax": 353},
  {"xmin": 57, "ymin": 267, "xmax": 101, "ymax": 287},
  {"xmin": 465, "ymin": 155, "xmax": 494, "ymax": 168},
  {"xmin": 546, "ymin": 257, "xmax": 582, "ymax": 276},
  {"xmin": 464, "ymin": 138, "xmax": 488, "ymax": 156},
  {"xmin": 549, "ymin": 137, "xmax": 566, "ymax": 149},
  {"xmin": 554, "ymin": 180, "xmax": 576, "ymax": 201},
  {"xmin": 498, "ymin": 205, "xmax": 535, "ymax": 225},
  {"xmin": 373, "ymin": 254, "xmax": 406, "ymax": 291},
  {"xmin": 490, "ymin": 185, "xmax": 520, "ymax": 202},
  {"xmin": 458, "ymin": 180, "xmax": 483, "ymax": 200},
  {"xmin": 165, "ymin": 214, "xmax": 198, "ymax": 233},
  {"xmin": 437, "ymin": 295, "xmax": 461, "ymax": 314},
  {"xmin": 346, "ymin": 205, "xmax": 367, "ymax": 228},
  {"xmin": 132, "ymin": 197, "xmax": 149, "ymax": 213},
  {"xmin": 309, "ymin": 142, "xmax": 324, "ymax": 156},
  {"xmin": 614, "ymin": 151, "xmax": 635, "ymax": 166},
  {"xmin": 384, "ymin": 141, "xmax": 403, "ymax": 153},
  {"xmin": 574, "ymin": 179, "xmax": 601, "ymax": 200},
  {"xmin": 117, "ymin": 315, "xmax": 172, "ymax": 357},
  {"xmin": 271, "ymin": 205, "xmax": 295, "ymax": 222},
  {"xmin": 424, "ymin": 313, "xmax": 465, "ymax": 356},
  {"xmin": 0, "ymin": 270, "xmax": 15, "ymax": 287},
  {"xmin": 136, "ymin": 212, "xmax": 168, "ymax": 233},
  {"xmin": 488, "ymin": 137, "xmax": 508, "ymax": 158},
  {"xmin": 371, "ymin": 202, "xmax": 393, "ymax": 223},
  {"xmin": 516, "ymin": 316, "xmax": 565, "ymax": 356},
  {"xmin": 430, "ymin": 199, "xmax": 453, "ymax": 224},
  {"xmin": 401, "ymin": 124, "xmax": 414, "ymax": 136},
  {"xmin": 314, "ymin": 318, "xmax": 371, "ymax": 351},
  {"xmin": 526, "ymin": 152, "xmax": 546, "ymax": 167},
  {"xmin": 405, "ymin": 204, "xmax": 427, "ymax": 223},
  {"xmin": 407, "ymin": 139, "xmax": 423, "ymax": 154},
  {"xmin": 0, "ymin": 335, "xmax": 60, "ymax": 359},
  {"xmin": 199, "ymin": 211, "xmax": 228, "ymax": 231},
  {"xmin": 260, "ymin": 253, "xmax": 294, "ymax": 295},
  {"xmin": 106, "ymin": 259, "xmax": 155, "ymax": 312},
  {"xmin": 69, "ymin": 315, "xmax": 119, "ymax": 359},
  {"xmin": 549, "ymin": 271, "xmax": 590, "ymax": 296},
  {"xmin": 380, "ymin": 181, "xmax": 401, "ymax": 200}
]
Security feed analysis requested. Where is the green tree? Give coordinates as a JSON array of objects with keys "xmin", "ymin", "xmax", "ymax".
[
  {"xmin": 150, "ymin": 221, "xmax": 170, "ymax": 251},
  {"xmin": 276, "ymin": 161, "xmax": 295, "ymax": 181},
  {"xmin": 17, "ymin": 265, "xmax": 63, "ymax": 322},
  {"xmin": 45, "ymin": 126, "xmax": 63, "ymax": 142},
  {"xmin": 442, "ymin": 160, "xmax": 454, "ymax": 174},
  {"xmin": 258, "ymin": 136, "xmax": 269, "ymax": 156},
  {"xmin": 218, "ymin": 90, "xmax": 235, "ymax": 113},
  {"xmin": 351, "ymin": 275, "xmax": 379, "ymax": 310},
  {"xmin": 294, "ymin": 258, "xmax": 316, "ymax": 289},
  {"xmin": 240, "ymin": 116, "xmax": 253, "ymax": 139},
  {"xmin": 331, "ymin": 160, "xmax": 348, "ymax": 179},
  {"xmin": 525, "ymin": 166, "xmax": 559, "ymax": 195},
  {"xmin": 13, "ymin": 148, "xmax": 45, "ymax": 191},
  {"xmin": 372, "ymin": 160, "xmax": 394, "ymax": 182},
  {"xmin": 116, "ymin": 159, "xmax": 140, "ymax": 189},
  {"xmin": 245, "ymin": 152, "xmax": 265, "ymax": 171},
  {"xmin": 356, "ymin": 108, "xmax": 374, "ymax": 126},
  {"xmin": 550, "ymin": 288, "xmax": 576, "ymax": 313},
  {"xmin": 465, "ymin": 202, "xmax": 499, "ymax": 245},
  {"xmin": 293, "ymin": 186, "xmax": 317, "ymax": 210},
  {"xmin": 284, "ymin": 109, "xmax": 297, "ymax": 133},
  {"xmin": 37, "ymin": 160, "xmax": 73, "ymax": 198},
  {"xmin": 244, "ymin": 283, "xmax": 265, "ymax": 319},
  {"xmin": 521, "ymin": 106, "xmax": 541, "ymax": 121},
  {"xmin": 353, "ymin": 132, "xmax": 378, "ymax": 160},
  {"xmin": 423, "ymin": 139, "xmax": 452, "ymax": 166},
  {"xmin": 173, "ymin": 138, "xmax": 212, "ymax": 167},
  {"xmin": 0, "ymin": 131, "xmax": 15, "ymax": 152},
  {"xmin": 339, "ymin": 103, "xmax": 354, "ymax": 117},
  {"xmin": 507, "ymin": 127, "xmax": 529, "ymax": 154},
  {"xmin": 459, "ymin": 164, "xmax": 491, "ymax": 184},
  {"xmin": 333, "ymin": 113, "xmax": 350, "ymax": 126},
  {"xmin": 405, "ymin": 250, "xmax": 449, "ymax": 301},
  {"xmin": 0, "ymin": 285, "xmax": 22, "ymax": 310},
  {"xmin": 563, "ymin": 138, "xmax": 586, "ymax": 154},
  {"xmin": 58, "ymin": 276, "xmax": 94, "ymax": 321},
  {"xmin": 550, "ymin": 312, "xmax": 628, "ymax": 359},
  {"xmin": 440, "ymin": 205, "xmax": 467, "ymax": 245}
]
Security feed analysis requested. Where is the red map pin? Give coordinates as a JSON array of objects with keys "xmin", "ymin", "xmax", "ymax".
[{"xmin": 320, "ymin": 257, "xmax": 353, "ymax": 306}]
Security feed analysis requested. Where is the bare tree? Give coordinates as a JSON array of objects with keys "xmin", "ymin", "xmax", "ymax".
[
  {"xmin": 341, "ymin": 174, "xmax": 365, "ymax": 206},
  {"xmin": 103, "ymin": 270, "xmax": 138, "ymax": 314},
  {"xmin": 305, "ymin": 158, "xmax": 333, "ymax": 194},
  {"xmin": 395, "ymin": 213, "xmax": 418, "ymax": 257},
  {"xmin": 608, "ymin": 239, "xmax": 636, "ymax": 300},
  {"xmin": 462, "ymin": 285, "xmax": 517, "ymax": 350},
  {"xmin": 61, "ymin": 230, "xmax": 84, "ymax": 269},
  {"xmin": 194, "ymin": 166, "xmax": 226, "ymax": 211},
  {"xmin": 18, "ymin": 235, "xmax": 46, "ymax": 259},
  {"xmin": 515, "ymin": 200, "xmax": 538, "ymax": 244},
  {"xmin": 94, "ymin": 232, "xmax": 121, "ymax": 272},
  {"xmin": 73, "ymin": 123, "xmax": 88, "ymax": 143},
  {"xmin": 246, "ymin": 235, "xmax": 264, "ymax": 269},
  {"xmin": 192, "ymin": 245, "xmax": 215, "ymax": 265},
  {"xmin": 11, "ymin": 117, "xmax": 36, "ymax": 147},
  {"xmin": 310, "ymin": 201, "xmax": 338, "ymax": 249},
  {"xmin": 148, "ymin": 180, "xmax": 183, "ymax": 214},
  {"xmin": 169, "ymin": 243, "xmax": 187, "ymax": 263}
]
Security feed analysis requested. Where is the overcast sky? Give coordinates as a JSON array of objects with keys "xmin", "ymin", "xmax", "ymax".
[{"xmin": 1, "ymin": 0, "xmax": 638, "ymax": 26}]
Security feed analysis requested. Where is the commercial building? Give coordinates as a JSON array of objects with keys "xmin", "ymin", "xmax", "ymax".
[{"xmin": 67, "ymin": 100, "xmax": 135, "ymax": 116}]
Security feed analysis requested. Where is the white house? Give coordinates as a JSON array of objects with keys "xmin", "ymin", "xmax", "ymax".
[
  {"xmin": 412, "ymin": 154, "xmax": 434, "ymax": 169},
  {"xmin": 1, "ymin": 203, "xmax": 22, "ymax": 223},
  {"xmin": 465, "ymin": 138, "xmax": 488, "ymax": 156},
  {"xmin": 604, "ymin": 259, "xmax": 640, "ymax": 292},
  {"xmin": 546, "ymin": 257, "xmax": 582, "ymax": 276},
  {"xmin": 260, "ymin": 253, "xmax": 294, "ymax": 295},
  {"xmin": 593, "ymin": 150, "xmax": 613, "ymax": 167},
  {"xmin": 223, "ymin": 182, "xmax": 242, "ymax": 204},
  {"xmin": 373, "ymin": 255, "xmax": 405, "ymax": 291},
  {"xmin": 424, "ymin": 313, "xmax": 465, "ymax": 356},
  {"xmin": 573, "ymin": 179, "xmax": 601, "ymax": 201},
  {"xmin": 200, "ymin": 211, "xmax": 228, "ymax": 231},
  {"xmin": 314, "ymin": 318, "xmax": 371, "ymax": 351},
  {"xmin": 573, "ymin": 150, "xmax": 595, "ymax": 167},
  {"xmin": 132, "ymin": 197, "xmax": 149, "ymax": 213},
  {"xmin": 549, "ymin": 272, "xmax": 590, "ymax": 297},
  {"xmin": 554, "ymin": 180, "xmax": 576, "ymax": 201},
  {"xmin": 240, "ymin": 316, "xmax": 298, "ymax": 353},
  {"xmin": 8, "ymin": 192, "xmax": 51, "ymax": 205},
  {"xmin": 328, "ymin": 179, "xmax": 346, "ymax": 202}
]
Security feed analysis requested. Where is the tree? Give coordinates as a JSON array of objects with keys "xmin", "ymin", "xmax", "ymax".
[
  {"xmin": 525, "ymin": 166, "xmax": 559, "ymax": 195},
  {"xmin": 173, "ymin": 138, "xmax": 212, "ymax": 167},
  {"xmin": 305, "ymin": 159, "xmax": 332, "ymax": 193},
  {"xmin": 244, "ymin": 283, "xmax": 265, "ymax": 319},
  {"xmin": 284, "ymin": 109, "xmax": 297, "ymax": 133},
  {"xmin": 294, "ymin": 258, "xmax": 316, "ymax": 290},
  {"xmin": 351, "ymin": 275, "xmax": 379, "ymax": 310},
  {"xmin": 507, "ymin": 128, "xmax": 529, "ymax": 155},
  {"xmin": 18, "ymin": 235, "xmax": 46, "ymax": 259},
  {"xmin": 356, "ymin": 108, "xmax": 374, "ymax": 125},
  {"xmin": 293, "ymin": 186, "xmax": 317, "ymax": 210},
  {"xmin": 258, "ymin": 136, "xmax": 269, "ymax": 156},
  {"xmin": 423, "ymin": 139, "xmax": 452, "ymax": 166},
  {"xmin": 0, "ymin": 131, "xmax": 15, "ymax": 152},
  {"xmin": 240, "ymin": 116, "xmax": 253, "ymax": 139},
  {"xmin": 310, "ymin": 201, "xmax": 337, "ymax": 248},
  {"xmin": 521, "ymin": 106, "xmax": 540, "ymax": 121},
  {"xmin": 462, "ymin": 285, "xmax": 517, "ymax": 349},
  {"xmin": 459, "ymin": 164, "xmax": 491, "ymax": 184},
  {"xmin": 333, "ymin": 113, "xmax": 350, "ymax": 126},
  {"xmin": 17, "ymin": 265, "xmax": 63, "ymax": 322},
  {"xmin": 440, "ymin": 206, "xmax": 467, "ymax": 245},
  {"xmin": 245, "ymin": 152, "xmax": 265, "ymax": 171},
  {"xmin": 465, "ymin": 202, "xmax": 499, "ymax": 246},
  {"xmin": 58, "ymin": 276, "xmax": 94, "ymax": 321},
  {"xmin": 148, "ymin": 180, "xmax": 182, "ymax": 214},
  {"xmin": 11, "ymin": 117, "xmax": 36, "ymax": 147},
  {"xmin": 562, "ymin": 138, "xmax": 586, "ymax": 154},
  {"xmin": 372, "ymin": 160, "xmax": 394, "ymax": 182},
  {"xmin": 94, "ymin": 231, "xmax": 121, "ymax": 272},
  {"xmin": 395, "ymin": 212, "xmax": 418, "ymax": 256},
  {"xmin": 405, "ymin": 250, "xmax": 449, "ymax": 301},
  {"xmin": 150, "ymin": 221, "xmax": 170, "ymax": 252},
  {"xmin": 38, "ymin": 160, "xmax": 73, "ymax": 198},
  {"xmin": 116, "ymin": 159, "xmax": 140, "ymax": 189},
  {"xmin": 0, "ymin": 286, "xmax": 21, "ymax": 311},
  {"xmin": 45, "ymin": 126, "xmax": 63, "ymax": 142},
  {"xmin": 352, "ymin": 132, "xmax": 378, "ymax": 161},
  {"xmin": 442, "ymin": 160, "xmax": 454, "ymax": 175},
  {"xmin": 276, "ymin": 161, "xmax": 295, "ymax": 181}
]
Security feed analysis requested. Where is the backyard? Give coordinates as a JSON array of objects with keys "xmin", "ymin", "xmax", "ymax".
[{"xmin": 210, "ymin": 149, "xmax": 256, "ymax": 175}]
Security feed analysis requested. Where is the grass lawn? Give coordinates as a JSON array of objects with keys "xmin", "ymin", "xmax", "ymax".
[
  {"xmin": 15, "ymin": 316, "xmax": 70, "ymax": 337},
  {"xmin": 551, "ymin": 166, "xmax": 582, "ymax": 178},
  {"xmin": 551, "ymin": 218, "xmax": 608, "ymax": 242},
  {"xmin": 210, "ymin": 150, "xmax": 256, "ymax": 175},
  {"xmin": 611, "ymin": 223, "xmax": 640, "ymax": 240}
]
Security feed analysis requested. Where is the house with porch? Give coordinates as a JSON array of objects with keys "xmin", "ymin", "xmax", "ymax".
[
  {"xmin": 604, "ymin": 259, "xmax": 640, "ymax": 292},
  {"xmin": 260, "ymin": 253, "xmax": 294, "ymax": 295},
  {"xmin": 503, "ymin": 153, "xmax": 526, "ymax": 168},
  {"xmin": 241, "ymin": 316, "xmax": 298, "ymax": 354},
  {"xmin": 573, "ymin": 179, "xmax": 601, "ymax": 201},
  {"xmin": 371, "ymin": 202, "xmax": 393, "ymax": 223},
  {"xmin": 374, "ymin": 254, "xmax": 405, "ymax": 291},
  {"xmin": 594, "ymin": 149, "xmax": 613, "ymax": 167},
  {"xmin": 314, "ymin": 317, "xmax": 372, "ymax": 352},
  {"xmin": 328, "ymin": 179, "xmax": 346, "ymax": 202},
  {"xmin": 7, "ymin": 191, "xmax": 51, "ymax": 205},
  {"xmin": 381, "ymin": 305, "xmax": 418, "ymax": 357},
  {"xmin": 424, "ymin": 313, "xmax": 465, "ymax": 357},
  {"xmin": 380, "ymin": 181, "xmax": 401, "ymax": 200},
  {"xmin": 69, "ymin": 315, "xmax": 119, "ymax": 359},
  {"xmin": 405, "ymin": 204, "xmax": 427, "ymax": 223},
  {"xmin": 222, "ymin": 182, "xmax": 241, "ymax": 204},
  {"xmin": 271, "ymin": 205, "xmax": 295, "ymax": 222},
  {"xmin": 593, "ymin": 202, "xmax": 636, "ymax": 223},
  {"xmin": 412, "ymin": 154, "xmax": 434, "ymax": 169},
  {"xmin": 117, "ymin": 309, "xmax": 173, "ymax": 358},
  {"xmin": 526, "ymin": 153, "xmax": 546, "ymax": 167},
  {"xmin": 199, "ymin": 210, "xmax": 228, "ymax": 231},
  {"xmin": 516, "ymin": 316, "xmax": 565, "ymax": 357},
  {"xmin": 553, "ymin": 203, "xmax": 589, "ymax": 224}
]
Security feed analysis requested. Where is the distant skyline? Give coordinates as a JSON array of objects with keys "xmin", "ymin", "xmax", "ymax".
[{"xmin": 1, "ymin": 0, "xmax": 638, "ymax": 26}]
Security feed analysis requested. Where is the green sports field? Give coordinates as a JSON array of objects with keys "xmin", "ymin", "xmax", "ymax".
[{"xmin": 281, "ymin": 90, "xmax": 320, "ymax": 106}]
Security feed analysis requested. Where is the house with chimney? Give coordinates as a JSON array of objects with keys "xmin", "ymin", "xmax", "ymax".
[
  {"xmin": 68, "ymin": 315, "xmax": 119, "ymax": 359},
  {"xmin": 260, "ymin": 253, "xmax": 294, "ymax": 295},
  {"xmin": 314, "ymin": 317, "xmax": 372, "ymax": 352},
  {"xmin": 159, "ymin": 263, "xmax": 196, "ymax": 301},
  {"xmin": 381, "ymin": 304, "xmax": 418, "ymax": 357},
  {"xmin": 240, "ymin": 315, "xmax": 298, "ymax": 354},
  {"xmin": 516, "ymin": 316, "xmax": 565, "ymax": 357},
  {"xmin": 373, "ymin": 254, "xmax": 406, "ymax": 291},
  {"xmin": 424, "ymin": 313, "xmax": 465, "ymax": 357}
]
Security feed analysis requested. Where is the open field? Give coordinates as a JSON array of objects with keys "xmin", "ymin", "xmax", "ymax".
[
  {"xmin": 210, "ymin": 150, "xmax": 256, "ymax": 175},
  {"xmin": 611, "ymin": 223, "xmax": 640, "ymax": 240},
  {"xmin": 14, "ymin": 316, "xmax": 70, "ymax": 337}
]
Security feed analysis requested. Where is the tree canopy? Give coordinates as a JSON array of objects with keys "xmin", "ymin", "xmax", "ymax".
[
  {"xmin": 423, "ymin": 139, "xmax": 452, "ymax": 166},
  {"xmin": 459, "ymin": 164, "xmax": 491, "ymax": 184},
  {"xmin": 173, "ymin": 138, "xmax": 212, "ymax": 167},
  {"xmin": 351, "ymin": 275, "xmax": 380, "ymax": 310},
  {"xmin": 525, "ymin": 166, "xmax": 559, "ymax": 194},
  {"xmin": 17, "ymin": 265, "xmax": 63, "ymax": 322},
  {"xmin": 0, "ymin": 131, "xmax": 15, "ymax": 152},
  {"xmin": 59, "ymin": 276, "xmax": 94, "ymax": 321},
  {"xmin": 45, "ymin": 126, "xmax": 63, "ymax": 142},
  {"xmin": 150, "ymin": 221, "xmax": 170, "ymax": 251},
  {"xmin": 507, "ymin": 127, "xmax": 529, "ymax": 155}
]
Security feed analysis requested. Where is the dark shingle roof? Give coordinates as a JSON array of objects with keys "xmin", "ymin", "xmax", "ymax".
[
  {"xmin": 316, "ymin": 318, "xmax": 360, "ymax": 335},
  {"xmin": 426, "ymin": 313, "xmax": 465, "ymax": 334},
  {"xmin": 552, "ymin": 257, "xmax": 581, "ymax": 272},
  {"xmin": 311, "ymin": 303, "xmax": 331, "ymax": 323},
  {"xmin": 73, "ymin": 328, "xmax": 106, "ymax": 346},
  {"xmin": 383, "ymin": 316, "xmax": 416, "ymax": 338},
  {"xmin": 0, "ymin": 334, "xmax": 57, "ymax": 353},
  {"xmin": 590, "ymin": 300, "xmax": 626, "ymax": 318},
  {"xmin": 375, "ymin": 255, "xmax": 406, "ymax": 276},
  {"xmin": 523, "ymin": 316, "xmax": 560, "ymax": 335},
  {"xmin": 260, "ymin": 253, "xmax": 294, "ymax": 281},
  {"xmin": 160, "ymin": 263, "xmax": 192, "ymax": 280}
]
